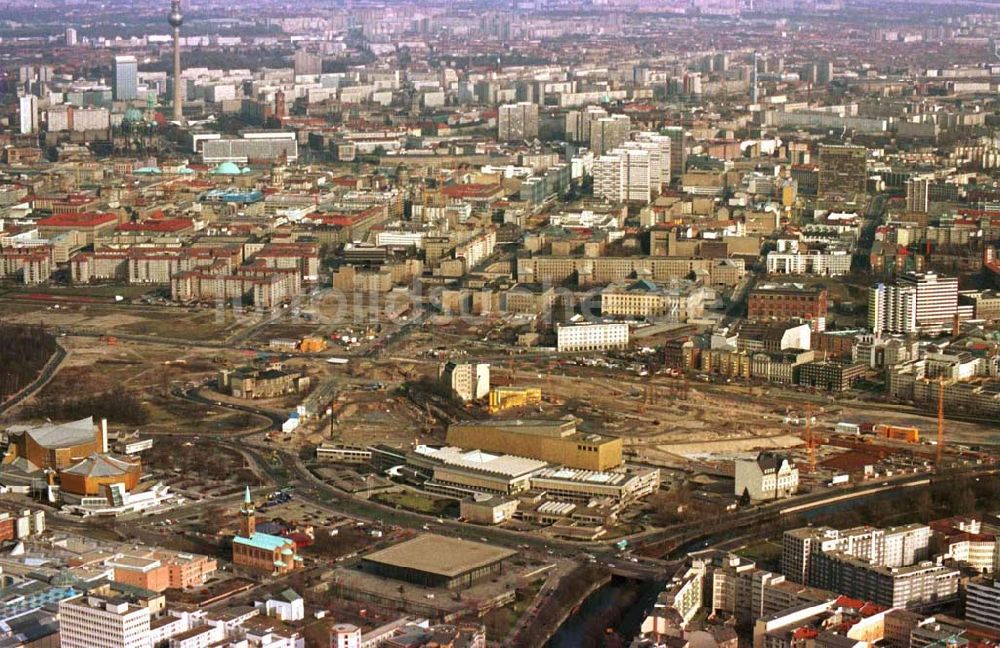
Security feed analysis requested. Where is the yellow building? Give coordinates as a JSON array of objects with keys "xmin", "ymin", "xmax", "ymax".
[
  {"xmin": 447, "ymin": 419, "xmax": 622, "ymax": 471},
  {"xmin": 488, "ymin": 387, "xmax": 542, "ymax": 413},
  {"xmin": 298, "ymin": 337, "xmax": 327, "ymax": 353}
]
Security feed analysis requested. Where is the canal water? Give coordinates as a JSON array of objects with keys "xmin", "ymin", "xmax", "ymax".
[{"xmin": 546, "ymin": 576, "xmax": 665, "ymax": 648}]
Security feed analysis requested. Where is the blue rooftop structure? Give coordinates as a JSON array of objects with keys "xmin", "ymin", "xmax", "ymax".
[
  {"xmin": 211, "ymin": 161, "xmax": 247, "ymax": 175},
  {"xmin": 0, "ymin": 583, "xmax": 78, "ymax": 620},
  {"xmin": 233, "ymin": 532, "xmax": 292, "ymax": 552}
]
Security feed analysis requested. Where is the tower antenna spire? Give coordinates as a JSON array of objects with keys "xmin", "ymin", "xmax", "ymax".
[{"xmin": 168, "ymin": 0, "xmax": 184, "ymax": 123}]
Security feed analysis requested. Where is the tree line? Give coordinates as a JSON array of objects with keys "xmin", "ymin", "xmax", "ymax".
[{"xmin": 0, "ymin": 323, "xmax": 58, "ymax": 402}]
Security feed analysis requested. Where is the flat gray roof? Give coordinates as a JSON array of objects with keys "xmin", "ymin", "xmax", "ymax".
[{"xmin": 362, "ymin": 534, "xmax": 516, "ymax": 578}]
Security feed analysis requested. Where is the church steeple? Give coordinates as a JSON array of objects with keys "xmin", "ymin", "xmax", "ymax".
[{"xmin": 239, "ymin": 486, "xmax": 255, "ymax": 538}]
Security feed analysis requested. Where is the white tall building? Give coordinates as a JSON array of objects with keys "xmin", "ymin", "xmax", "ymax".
[
  {"xmin": 498, "ymin": 102, "xmax": 539, "ymax": 141},
  {"xmin": 65, "ymin": 27, "xmax": 78, "ymax": 46},
  {"xmin": 593, "ymin": 153, "xmax": 626, "ymax": 202},
  {"xmin": 898, "ymin": 272, "xmax": 959, "ymax": 333},
  {"xmin": 18, "ymin": 95, "xmax": 37, "ymax": 134},
  {"xmin": 593, "ymin": 148, "xmax": 653, "ymax": 203},
  {"xmin": 59, "ymin": 594, "xmax": 151, "ymax": 648},
  {"xmin": 631, "ymin": 132, "xmax": 672, "ymax": 188},
  {"xmin": 868, "ymin": 283, "xmax": 917, "ymax": 335}
]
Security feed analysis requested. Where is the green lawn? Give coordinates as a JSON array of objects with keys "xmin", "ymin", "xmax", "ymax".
[
  {"xmin": 374, "ymin": 491, "xmax": 452, "ymax": 515},
  {"xmin": 737, "ymin": 540, "xmax": 783, "ymax": 568}
]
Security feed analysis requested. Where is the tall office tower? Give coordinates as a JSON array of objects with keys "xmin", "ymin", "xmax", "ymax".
[
  {"xmin": 662, "ymin": 126, "xmax": 688, "ymax": 183},
  {"xmin": 113, "ymin": 55, "xmax": 138, "ymax": 101},
  {"xmin": 565, "ymin": 105, "xmax": 608, "ymax": 143},
  {"xmin": 818, "ymin": 144, "xmax": 867, "ymax": 198},
  {"xmin": 714, "ymin": 52, "xmax": 730, "ymax": 73},
  {"xmin": 18, "ymin": 95, "xmax": 38, "ymax": 134},
  {"xmin": 750, "ymin": 51, "xmax": 760, "ymax": 103},
  {"xmin": 65, "ymin": 27, "xmax": 77, "ymax": 46},
  {"xmin": 168, "ymin": 0, "xmax": 184, "ymax": 122},
  {"xmin": 498, "ymin": 102, "xmax": 539, "ymax": 141},
  {"xmin": 898, "ymin": 272, "xmax": 959, "ymax": 333},
  {"xmin": 802, "ymin": 63, "xmax": 819, "ymax": 85},
  {"xmin": 817, "ymin": 60, "xmax": 834, "ymax": 85},
  {"xmin": 868, "ymin": 283, "xmax": 917, "ymax": 335},
  {"xmin": 293, "ymin": 49, "xmax": 323, "ymax": 76},
  {"xmin": 59, "ymin": 594, "xmax": 152, "ymax": 648},
  {"xmin": 905, "ymin": 176, "xmax": 931, "ymax": 213},
  {"xmin": 590, "ymin": 114, "xmax": 630, "ymax": 155}
]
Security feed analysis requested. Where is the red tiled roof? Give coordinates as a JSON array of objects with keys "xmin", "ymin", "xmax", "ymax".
[
  {"xmin": 441, "ymin": 183, "xmax": 502, "ymax": 199},
  {"xmin": 836, "ymin": 595, "xmax": 865, "ymax": 609},
  {"xmin": 37, "ymin": 212, "xmax": 117, "ymax": 228}
]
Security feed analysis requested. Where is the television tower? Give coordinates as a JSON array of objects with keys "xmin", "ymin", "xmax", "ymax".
[{"xmin": 168, "ymin": 0, "xmax": 184, "ymax": 123}]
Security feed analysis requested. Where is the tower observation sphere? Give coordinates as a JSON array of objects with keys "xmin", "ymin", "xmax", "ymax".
[{"xmin": 169, "ymin": 0, "xmax": 183, "ymax": 28}]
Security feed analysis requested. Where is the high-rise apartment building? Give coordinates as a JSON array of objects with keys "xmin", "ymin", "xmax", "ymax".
[
  {"xmin": 565, "ymin": 106, "xmax": 608, "ymax": 143},
  {"xmin": 905, "ymin": 176, "xmax": 931, "ymax": 213},
  {"xmin": 18, "ymin": 95, "xmax": 37, "ymax": 134},
  {"xmin": 590, "ymin": 114, "xmax": 630, "ymax": 155},
  {"xmin": 817, "ymin": 60, "xmax": 834, "ymax": 85},
  {"xmin": 293, "ymin": 49, "xmax": 323, "ymax": 76},
  {"xmin": 113, "ymin": 55, "xmax": 138, "ymax": 101},
  {"xmin": 818, "ymin": 144, "xmax": 867, "ymax": 198},
  {"xmin": 868, "ymin": 283, "xmax": 917, "ymax": 335},
  {"xmin": 65, "ymin": 27, "xmax": 77, "ymax": 46},
  {"xmin": 594, "ymin": 148, "xmax": 653, "ymax": 203},
  {"xmin": 498, "ymin": 102, "xmax": 539, "ymax": 141},
  {"xmin": 629, "ymin": 132, "xmax": 672, "ymax": 189},
  {"xmin": 59, "ymin": 594, "xmax": 151, "ymax": 648},
  {"xmin": 897, "ymin": 272, "xmax": 959, "ymax": 333}
]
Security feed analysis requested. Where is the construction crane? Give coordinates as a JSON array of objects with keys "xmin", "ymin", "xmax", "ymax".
[{"xmin": 936, "ymin": 376, "xmax": 945, "ymax": 466}]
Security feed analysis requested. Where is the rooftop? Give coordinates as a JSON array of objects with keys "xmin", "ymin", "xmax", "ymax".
[
  {"xmin": 62, "ymin": 453, "xmax": 136, "ymax": 478},
  {"xmin": 362, "ymin": 534, "xmax": 516, "ymax": 578},
  {"xmin": 18, "ymin": 417, "xmax": 96, "ymax": 450},
  {"xmin": 414, "ymin": 445, "xmax": 548, "ymax": 478},
  {"xmin": 233, "ymin": 532, "xmax": 294, "ymax": 552},
  {"xmin": 36, "ymin": 213, "xmax": 117, "ymax": 228}
]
